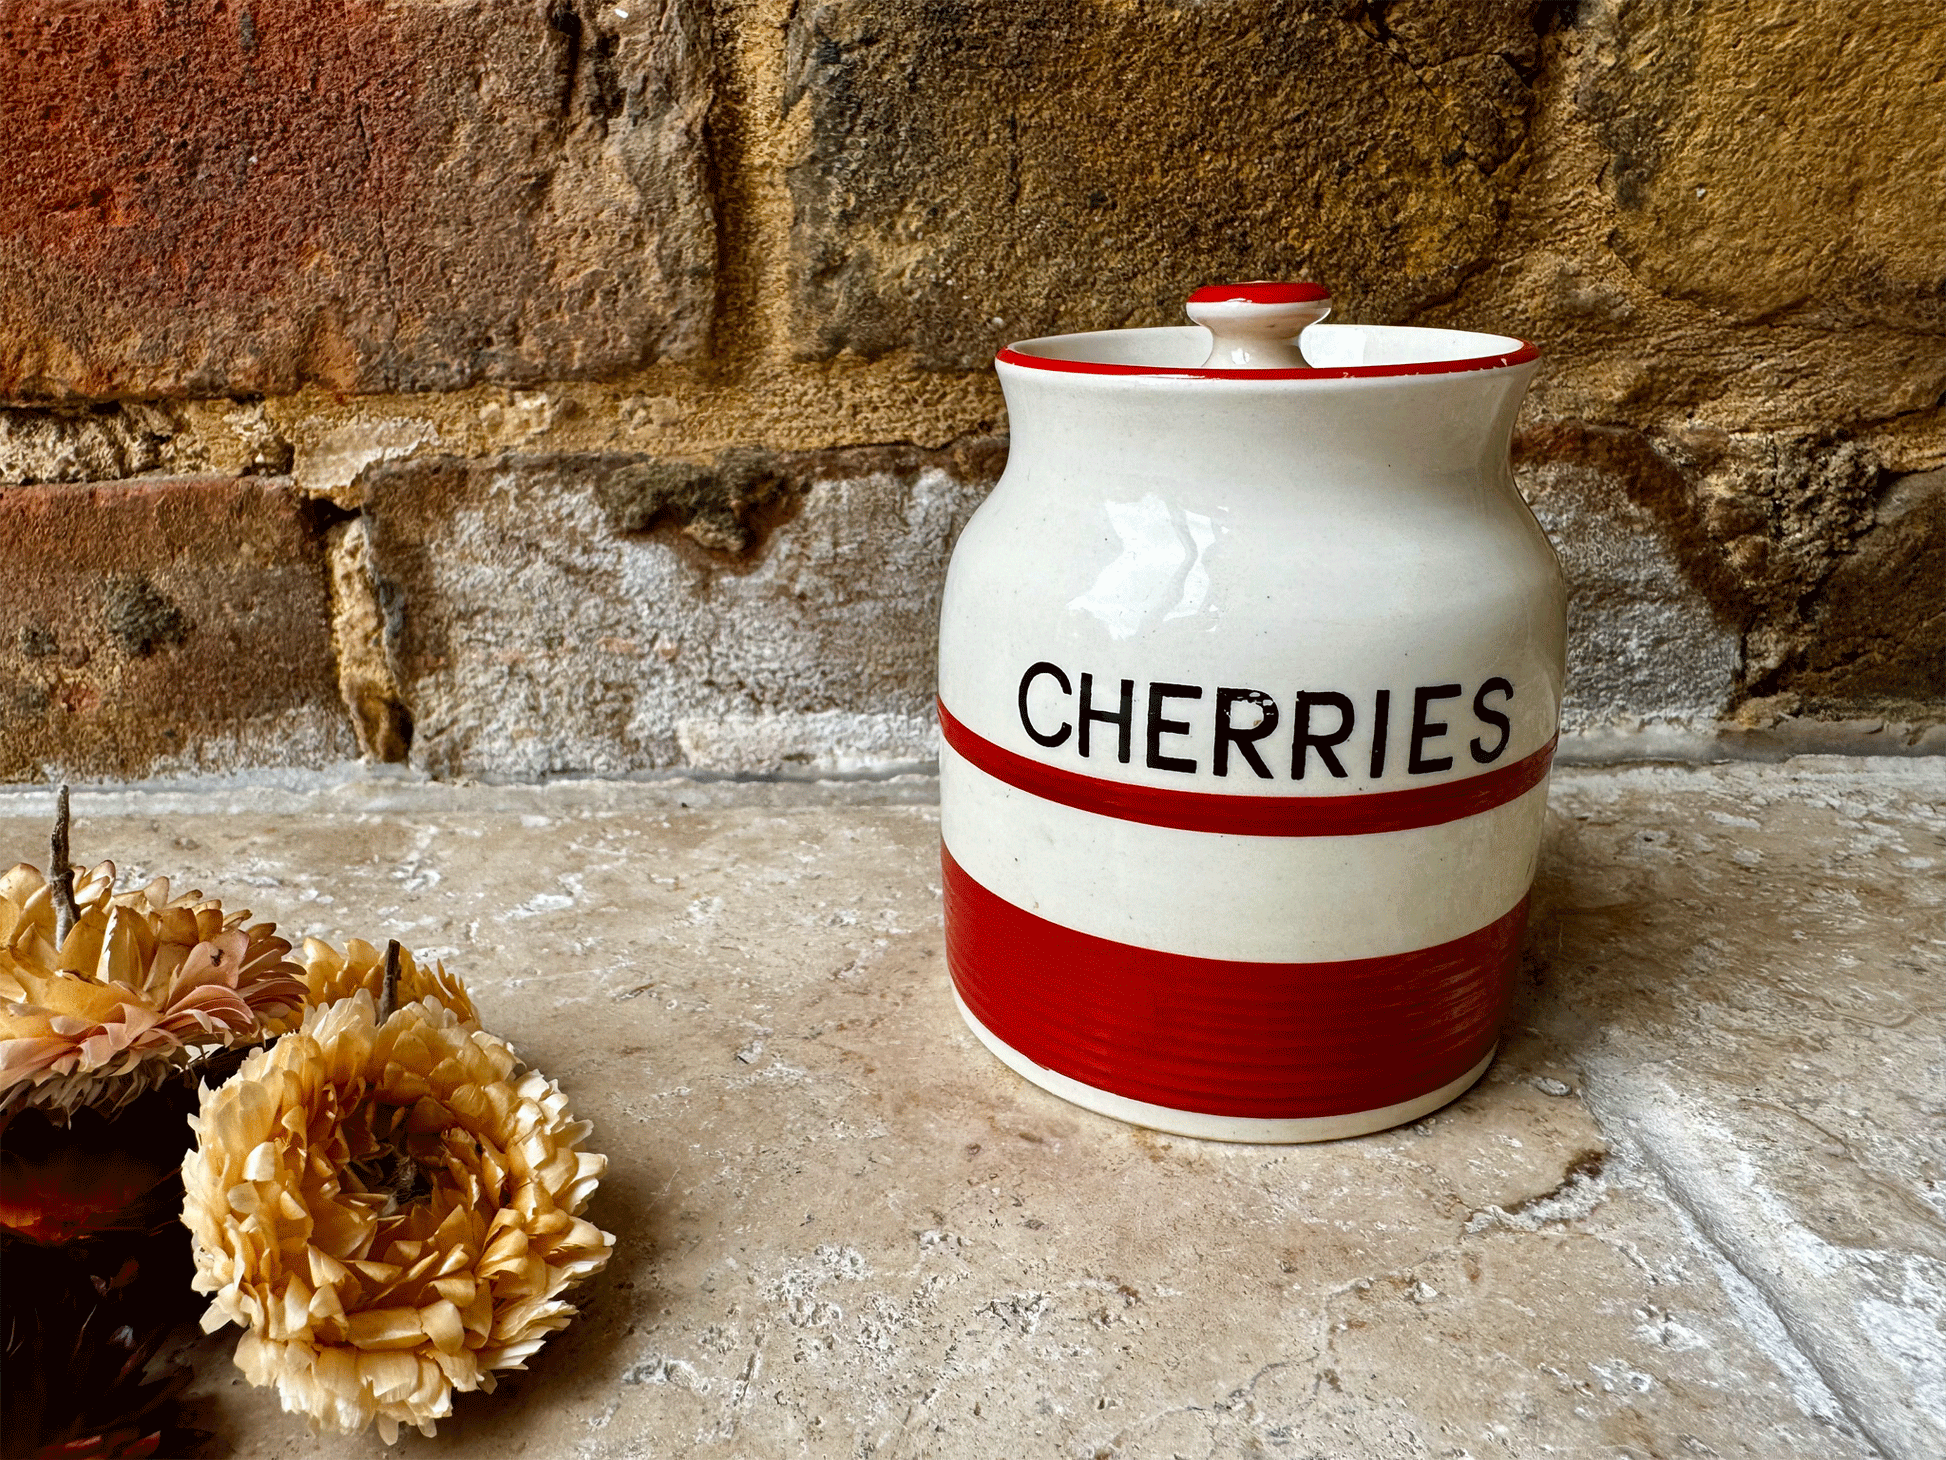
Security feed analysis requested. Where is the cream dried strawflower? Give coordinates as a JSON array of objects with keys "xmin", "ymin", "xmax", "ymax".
[
  {"xmin": 0, "ymin": 861, "xmax": 306, "ymax": 1118},
  {"xmin": 184, "ymin": 994, "xmax": 612, "ymax": 1443},
  {"xmin": 298, "ymin": 937, "xmax": 477, "ymax": 1029}
]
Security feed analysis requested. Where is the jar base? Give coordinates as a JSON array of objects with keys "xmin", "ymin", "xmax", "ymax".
[{"xmin": 953, "ymin": 989, "xmax": 1496, "ymax": 1143}]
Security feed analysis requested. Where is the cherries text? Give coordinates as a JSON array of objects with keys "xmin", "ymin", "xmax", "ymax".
[{"xmin": 1015, "ymin": 663, "xmax": 1516, "ymax": 779}]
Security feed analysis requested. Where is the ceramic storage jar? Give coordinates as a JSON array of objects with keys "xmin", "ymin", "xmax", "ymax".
[{"xmin": 937, "ymin": 282, "xmax": 1564, "ymax": 1142}]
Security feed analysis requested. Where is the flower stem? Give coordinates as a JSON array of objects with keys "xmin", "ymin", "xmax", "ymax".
[
  {"xmin": 380, "ymin": 939, "xmax": 402, "ymax": 1022},
  {"xmin": 49, "ymin": 783, "xmax": 79, "ymax": 949}
]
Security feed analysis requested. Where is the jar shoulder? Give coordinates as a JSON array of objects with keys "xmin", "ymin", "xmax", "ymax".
[{"xmin": 944, "ymin": 462, "xmax": 1565, "ymax": 635}]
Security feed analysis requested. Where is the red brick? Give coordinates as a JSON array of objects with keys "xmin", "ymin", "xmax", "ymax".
[
  {"xmin": 0, "ymin": 477, "xmax": 355, "ymax": 778},
  {"xmin": 0, "ymin": 0, "xmax": 715, "ymax": 401}
]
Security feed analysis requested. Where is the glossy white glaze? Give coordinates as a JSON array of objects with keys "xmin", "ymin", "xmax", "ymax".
[
  {"xmin": 938, "ymin": 292, "xmax": 1563, "ymax": 1140},
  {"xmin": 941, "ymin": 739, "xmax": 1547, "ymax": 963}
]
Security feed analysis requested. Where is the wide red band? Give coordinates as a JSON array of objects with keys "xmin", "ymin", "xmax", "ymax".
[
  {"xmin": 938, "ymin": 701, "xmax": 1554, "ymax": 838},
  {"xmin": 944, "ymin": 850, "xmax": 1525, "ymax": 1118}
]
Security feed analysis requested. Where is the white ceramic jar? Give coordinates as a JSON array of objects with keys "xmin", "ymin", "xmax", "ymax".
[{"xmin": 937, "ymin": 282, "xmax": 1564, "ymax": 1142}]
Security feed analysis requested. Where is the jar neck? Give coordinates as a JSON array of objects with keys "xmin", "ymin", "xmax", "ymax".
[{"xmin": 996, "ymin": 364, "xmax": 1537, "ymax": 498}]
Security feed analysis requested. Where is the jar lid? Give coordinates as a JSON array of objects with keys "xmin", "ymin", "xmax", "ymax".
[{"xmin": 996, "ymin": 281, "xmax": 1536, "ymax": 381}]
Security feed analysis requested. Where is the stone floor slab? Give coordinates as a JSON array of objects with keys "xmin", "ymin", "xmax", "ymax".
[{"xmin": 0, "ymin": 759, "xmax": 1938, "ymax": 1458}]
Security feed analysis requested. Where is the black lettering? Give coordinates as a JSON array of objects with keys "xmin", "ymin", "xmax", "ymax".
[
  {"xmin": 1078, "ymin": 674, "xmax": 1134, "ymax": 763},
  {"xmin": 1292, "ymin": 692, "xmax": 1354, "ymax": 779},
  {"xmin": 1408, "ymin": 684, "xmax": 1462, "ymax": 774},
  {"xmin": 1369, "ymin": 689, "xmax": 1390, "ymax": 778},
  {"xmin": 1470, "ymin": 677, "xmax": 1514, "ymax": 764},
  {"xmin": 1213, "ymin": 688, "xmax": 1279, "ymax": 778},
  {"xmin": 1017, "ymin": 662, "xmax": 1073, "ymax": 748},
  {"xmin": 1146, "ymin": 682, "xmax": 1202, "ymax": 773}
]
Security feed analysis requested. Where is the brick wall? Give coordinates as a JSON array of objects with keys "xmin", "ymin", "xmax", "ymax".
[{"xmin": 3, "ymin": 0, "xmax": 1941, "ymax": 781}]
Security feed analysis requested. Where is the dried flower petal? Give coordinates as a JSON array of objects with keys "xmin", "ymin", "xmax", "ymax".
[
  {"xmin": 1, "ymin": 862, "xmax": 306, "ymax": 1119},
  {"xmin": 183, "ymin": 995, "xmax": 612, "ymax": 1443},
  {"xmin": 298, "ymin": 938, "xmax": 478, "ymax": 1028}
]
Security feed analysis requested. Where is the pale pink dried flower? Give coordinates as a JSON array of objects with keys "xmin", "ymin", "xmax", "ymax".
[{"xmin": 0, "ymin": 861, "xmax": 306, "ymax": 1118}]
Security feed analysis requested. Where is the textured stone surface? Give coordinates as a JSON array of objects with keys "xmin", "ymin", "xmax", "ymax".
[
  {"xmin": 1516, "ymin": 422, "xmax": 1743, "ymax": 733},
  {"xmin": 1532, "ymin": 764, "xmax": 1946, "ymax": 1460},
  {"xmin": 0, "ymin": 0, "xmax": 715, "ymax": 401},
  {"xmin": 1576, "ymin": 0, "xmax": 1946, "ymax": 335},
  {"xmin": 1793, "ymin": 468, "xmax": 1946, "ymax": 713},
  {"xmin": 0, "ymin": 477, "xmax": 356, "ymax": 780},
  {"xmin": 0, "ymin": 401, "xmax": 294, "ymax": 483},
  {"xmin": 1441, "ymin": 0, "xmax": 1946, "ymax": 435},
  {"xmin": 360, "ymin": 442, "xmax": 1003, "ymax": 777},
  {"xmin": 784, "ymin": 0, "xmax": 1548, "ymax": 368},
  {"xmin": 0, "ymin": 758, "xmax": 1937, "ymax": 1455},
  {"xmin": 1517, "ymin": 422, "xmax": 1946, "ymax": 733},
  {"xmin": 325, "ymin": 518, "xmax": 412, "ymax": 764}
]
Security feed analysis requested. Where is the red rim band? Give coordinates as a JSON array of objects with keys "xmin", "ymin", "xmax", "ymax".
[
  {"xmin": 994, "ymin": 339, "xmax": 1538, "ymax": 382},
  {"xmin": 944, "ymin": 849, "xmax": 1525, "ymax": 1118},
  {"xmin": 939, "ymin": 701, "xmax": 1555, "ymax": 838}
]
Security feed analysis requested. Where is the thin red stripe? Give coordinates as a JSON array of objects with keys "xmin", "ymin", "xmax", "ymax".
[
  {"xmin": 938, "ymin": 701, "xmax": 1554, "ymax": 837},
  {"xmin": 1187, "ymin": 281, "xmax": 1332, "ymax": 305},
  {"xmin": 944, "ymin": 850, "xmax": 1523, "ymax": 1118},
  {"xmin": 994, "ymin": 340, "xmax": 1538, "ymax": 382}
]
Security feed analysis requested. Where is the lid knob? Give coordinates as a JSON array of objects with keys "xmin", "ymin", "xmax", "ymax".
[{"xmin": 1186, "ymin": 282, "xmax": 1332, "ymax": 369}]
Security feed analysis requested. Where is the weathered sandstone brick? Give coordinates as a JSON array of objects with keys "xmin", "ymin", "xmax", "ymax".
[
  {"xmin": 1437, "ymin": 2, "xmax": 1946, "ymax": 436},
  {"xmin": 784, "ymin": 0, "xmax": 1549, "ymax": 369},
  {"xmin": 1515, "ymin": 423, "xmax": 1742, "ymax": 733},
  {"xmin": 1517, "ymin": 422, "xmax": 1946, "ymax": 735},
  {"xmin": 0, "ymin": 0, "xmax": 715, "ymax": 401},
  {"xmin": 0, "ymin": 478, "xmax": 356, "ymax": 779},
  {"xmin": 1789, "ymin": 469, "xmax": 1946, "ymax": 719},
  {"xmin": 360, "ymin": 443, "xmax": 1004, "ymax": 777},
  {"xmin": 1575, "ymin": 0, "xmax": 1946, "ymax": 334}
]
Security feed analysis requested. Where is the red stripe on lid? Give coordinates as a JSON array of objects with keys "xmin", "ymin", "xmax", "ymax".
[
  {"xmin": 1187, "ymin": 281, "xmax": 1332, "ymax": 305},
  {"xmin": 938, "ymin": 700, "xmax": 1554, "ymax": 838},
  {"xmin": 944, "ymin": 849, "xmax": 1523, "ymax": 1118}
]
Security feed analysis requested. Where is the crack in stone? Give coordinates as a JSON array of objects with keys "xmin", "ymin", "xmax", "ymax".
[{"xmin": 1575, "ymin": 1076, "xmax": 1900, "ymax": 1457}]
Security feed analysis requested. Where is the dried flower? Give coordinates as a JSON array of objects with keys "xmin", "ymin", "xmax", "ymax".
[
  {"xmin": 0, "ymin": 862, "xmax": 306, "ymax": 1119},
  {"xmin": 2, "ymin": 1207, "xmax": 214, "ymax": 1459},
  {"xmin": 183, "ymin": 995, "xmax": 612, "ymax": 1444},
  {"xmin": 298, "ymin": 938, "xmax": 477, "ymax": 1029}
]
